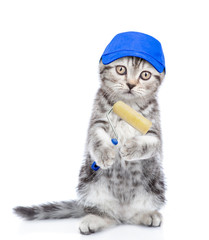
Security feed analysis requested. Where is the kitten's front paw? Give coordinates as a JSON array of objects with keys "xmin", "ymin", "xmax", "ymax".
[
  {"xmin": 95, "ymin": 147, "xmax": 116, "ymax": 169},
  {"xmin": 120, "ymin": 139, "xmax": 139, "ymax": 161}
]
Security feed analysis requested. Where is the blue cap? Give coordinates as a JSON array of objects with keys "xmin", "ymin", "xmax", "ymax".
[{"xmin": 101, "ymin": 31, "xmax": 165, "ymax": 73}]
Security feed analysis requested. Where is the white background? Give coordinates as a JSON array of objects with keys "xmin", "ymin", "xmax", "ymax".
[{"xmin": 0, "ymin": 0, "xmax": 209, "ymax": 239}]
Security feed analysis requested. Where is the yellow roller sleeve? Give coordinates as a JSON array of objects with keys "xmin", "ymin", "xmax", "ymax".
[{"xmin": 112, "ymin": 101, "xmax": 152, "ymax": 135}]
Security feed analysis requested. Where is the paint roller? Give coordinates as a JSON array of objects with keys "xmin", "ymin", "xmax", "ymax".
[{"xmin": 91, "ymin": 101, "xmax": 152, "ymax": 171}]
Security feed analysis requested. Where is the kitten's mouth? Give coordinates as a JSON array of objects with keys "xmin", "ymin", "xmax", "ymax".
[
  {"xmin": 126, "ymin": 90, "xmax": 134, "ymax": 95},
  {"xmin": 123, "ymin": 89, "xmax": 136, "ymax": 98},
  {"xmin": 122, "ymin": 89, "xmax": 142, "ymax": 99}
]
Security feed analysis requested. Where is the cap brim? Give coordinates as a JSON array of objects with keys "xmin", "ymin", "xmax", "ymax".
[{"xmin": 101, "ymin": 50, "xmax": 165, "ymax": 73}]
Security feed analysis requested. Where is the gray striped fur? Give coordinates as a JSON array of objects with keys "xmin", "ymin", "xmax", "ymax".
[{"xmin": 14, "ymin": 57, "xmax": 166, "ymax": 234}]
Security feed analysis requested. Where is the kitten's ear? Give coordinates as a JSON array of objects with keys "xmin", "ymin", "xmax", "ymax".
[
  {"xmin": 99, "ymin": 59, "xmax": 105, "ymax": 74},
  {"xmin": 159, "ymin": 70, "xmax": 166, "ymax": 82},
  {"xmin": 99, "ymin": 59, "xmax": 104, "ymax": 68}
]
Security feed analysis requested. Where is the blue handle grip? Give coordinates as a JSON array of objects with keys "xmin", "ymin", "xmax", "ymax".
[
  {"xmin": 111, "ymin": 138, "xmax": 118, "ymax": 145},
  {"xmin": 91, "ymin": 161, "xmax": 100, "ymax": 171}
]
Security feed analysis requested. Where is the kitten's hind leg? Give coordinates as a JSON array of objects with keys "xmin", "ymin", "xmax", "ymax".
[
  {"xmin": 79, "ymin": 214, "xmax": 116, "ymax": 235},
  {"xmin": 130, "ymin": 211, "xmax": 162, "ymax": 227}
]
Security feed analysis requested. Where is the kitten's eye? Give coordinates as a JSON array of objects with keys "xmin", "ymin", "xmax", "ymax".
[
  {"xmin": 140, "ymin": 71, "xmax": 151, "ymax": 80},
  {"xmin": 116, "ymin": 65, "xmax": 127, "ymax": 75}
]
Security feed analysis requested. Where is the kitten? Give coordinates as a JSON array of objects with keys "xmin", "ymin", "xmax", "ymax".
[{"xmin": 14, "ymin": 57, "xmax": 166, "ymax": 235}]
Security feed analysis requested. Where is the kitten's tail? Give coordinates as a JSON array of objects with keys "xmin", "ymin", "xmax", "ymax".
[{"xmin": 13, "ymin": 200, "xmax": 86, "ymax": 220}]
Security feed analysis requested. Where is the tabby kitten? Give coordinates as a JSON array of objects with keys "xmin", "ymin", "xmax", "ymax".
[{"xmin": 14, "ymin": 56, "xmax": 166, "ymax": 235}]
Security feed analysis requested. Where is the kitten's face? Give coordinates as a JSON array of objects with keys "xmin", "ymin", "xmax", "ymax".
[{"xmin": 99, "ymin": 57, "xmax": 165, "ymax": 101}]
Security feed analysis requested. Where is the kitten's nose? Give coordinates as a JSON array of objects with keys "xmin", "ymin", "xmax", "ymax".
[{"xmin": 126, "ymin": 83, "xmax": 136, "ymax": 90}]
